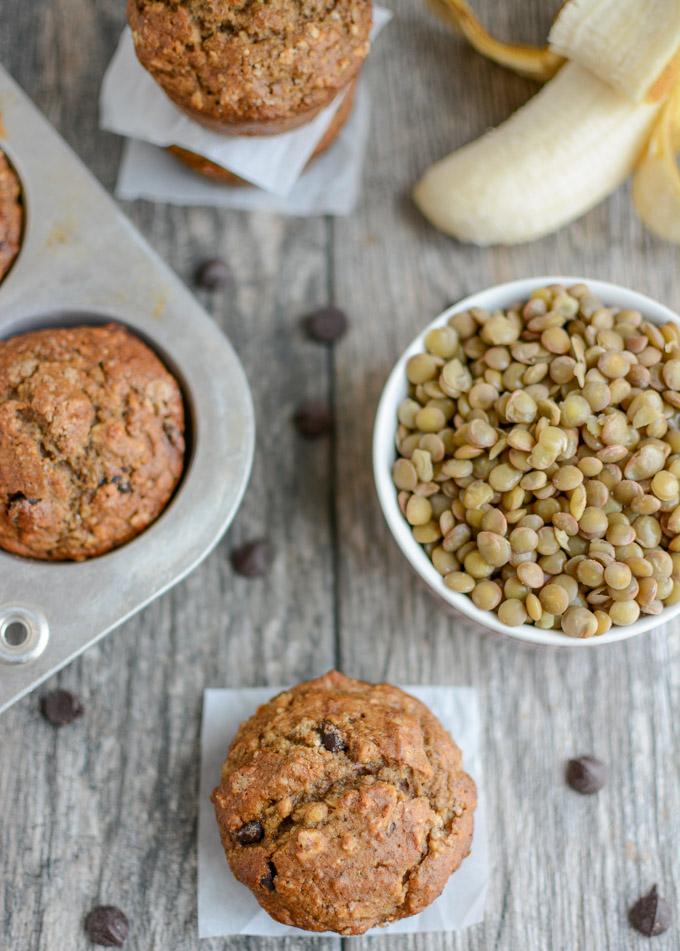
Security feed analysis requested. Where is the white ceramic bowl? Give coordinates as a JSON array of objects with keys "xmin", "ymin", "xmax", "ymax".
[{"xmin": 373, "ymin": 276, "xmax": 680, "ymax": 647}]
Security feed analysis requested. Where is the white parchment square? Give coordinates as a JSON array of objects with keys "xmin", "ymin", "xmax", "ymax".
[
  {"xmin": 115, "ymin": 81, "xmax": 370, "ymax": 216},
  {"xmin": 198, "ymin": 685, "xmax": 488, "ymax": 938},
  {"xmin": 100, "ymin": 6, "xmax": 391, "ymax": 197}
]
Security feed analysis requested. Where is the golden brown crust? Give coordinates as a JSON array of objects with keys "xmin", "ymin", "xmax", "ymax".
[
  {"xmin": 0, "ymin": 150, "xmax": 22, "ymax": 283},
  {"xmin": 168, "ymin": 77, "xmax": 356, "ymax": 184},
  {"xmin": 127, "ymin": 0, "xmax": 372, "ymax": 133},
  {"xmin": 212, "ymin": 671, "xmax": 476, "ymax": 935},
  {"xmin": 0, "ymin": 323, "xmax": 185, "ymax": 561}
]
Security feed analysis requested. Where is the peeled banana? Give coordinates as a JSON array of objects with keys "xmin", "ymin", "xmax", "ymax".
[
  {"xmin": 548, "ymin": 0, "xmax": 680, "ymax": 103},
  {"xmin": 415, "ymin": 0, "xmax": 680, "ymax": 246}
]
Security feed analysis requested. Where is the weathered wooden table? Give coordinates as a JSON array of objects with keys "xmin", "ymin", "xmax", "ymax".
[{"xmin": 2, "ymin": 2, "xmax": 679, "ymax": 949}]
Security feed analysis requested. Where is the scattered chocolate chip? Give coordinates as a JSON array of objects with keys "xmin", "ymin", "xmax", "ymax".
[
  {"xmin": 111, "ymin": 476, "xmax": 132, "ymax": 494},
  {"xmin": 40, "ymin": 689, "xmax": 84, "ymax": 727},
  {"xmin": 234, "ymin": 820, "xmax": 264, "ymax": 845},
  {"xmin": 84, "ymin": 905, "xmax": 129, "ymax": 947},
  {"xmin": 260, "ymin": 860, "xmax": 277, "ymax": 891},
  {"xmin": 303, "ymin": 306, "xmax": 348, "ymax": 344},
  {"xmin": 629, "ymin": 885, "xmax": 672, "ymax": 937},
  {"xmin": 293, "ymin": 401, "xmax": 333, "ymax": 439},
  {"xmin": 231, "ymin": 539, "xmax": 274, "ymax": 578},
  {"xmin": 194, "ymin": 258, "xmax": 230, "ymax": 290},
  {"xmin": 319, "ymin": 720, "xmax": 346, "ymax": 753},
  {"xmin": 565, "ymin": 755, "xmax": 607, "ymax": 794}
]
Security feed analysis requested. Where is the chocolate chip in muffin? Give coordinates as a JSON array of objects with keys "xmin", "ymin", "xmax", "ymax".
[
  {"xmin": 40, "ymin": 689, "xmax": 84, "ymax": 727},
  {"xmin": 233, "ymin": 820, "xmax": 264, "ymax": 846},
  {"xmin": 629, "ymin": 885, "xmax": 672, "ymax": 937},
  {"xmin": 319, "ymin": 720, "xmax": 346, "ymax": 753},
  {"xmin": 83, "ymin": 905, "xmax": 129, "ymax": 947},
  {"xmin": 565, "ymin": 755, "xmax": 608, "ymax": 794},
  {"xmin": 260, "ymin": 861, "xmax": 277, "ymax": 891},
  {"xmin": 195, "ymin": 258, "xmax": 230, "ymax": 290},
  {"xmin": 231, "ymin": 539, "xmax": 274, "ymax": 578},
  {"xmin": 303, "ymin": 306, "xmax": 349, "ymax": 345},
  {"xmin": 293, "ymin": 402, "xmax": 333, "ymax": 439}
]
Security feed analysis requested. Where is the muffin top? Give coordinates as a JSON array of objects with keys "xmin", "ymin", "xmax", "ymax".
[
  {"xmin": 0, "ymin": 149, "xmax": 22, "ymax": 283},
  {"xmin": 127, "ymin": 0, "xmax": 372, "ymax": 129},
  {"xmin": 0, "ymin": 323, "xmax": 185, "ymax": 561},
  {"xmin": 212, "ymin": 671, "xmax": 476, "ymax": 935}
]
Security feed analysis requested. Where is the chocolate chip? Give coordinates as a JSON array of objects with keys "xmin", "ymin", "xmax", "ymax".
[
  {"xmin": 319, "ymin": 720, "xmax": 346, "ymax": 753},
  {"xmin": 234, "ymin": 820, "xmax": 264, "ymax": 845},
  {"xmin": 40, "ymin": 689, "xmax": 84, "ymax": 727},
  {"xmin": 231, "ymin": 539, "xmax": 274, "ymax": 578},
  {"xmin": 83, "ymin": 905, "xmax": 129, "ymax": 947},
  {"xmin": 260, "ymin": 860, "xmax": 277, "ymax": 891},
  {"xmin": 111, "ymin": 476, "xmax": 132, "ymax": 494},
  {"xmin": 303, "ymin": 306, "xmax": 348, "ymax": 344},
  {"xmin": 629, "ymin": 885, "xmax": 672, "ymax": 937},
  {"xmin": 293, "ymin": 402, "xmax": 333, "ymax": 439},
  {"xmin": 565, "ymin": 755, "xmax": 607, "ymax": 794},
  {"xmin": 194, "ymin": 258, "xmax": 230, "ymax": 290},
  {"xmin": 7, "ymin": 491, "xmax": 39, "ymax": 505},
  {"xmin": 163, "ymin": 421, "xmax": 182, "ymax": 448}
]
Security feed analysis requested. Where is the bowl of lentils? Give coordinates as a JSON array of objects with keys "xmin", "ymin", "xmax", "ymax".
[{"xmin": 373, "ymin": 277, "xmax": 680, "ymax": 646}]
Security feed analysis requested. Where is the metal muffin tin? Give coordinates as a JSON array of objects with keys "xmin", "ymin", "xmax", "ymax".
[{"xmin": 0, "ymin": 65, "xmax": 255, "ymax": 713}]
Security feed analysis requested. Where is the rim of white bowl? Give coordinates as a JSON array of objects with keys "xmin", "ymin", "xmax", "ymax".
[{"xmin": 373, "ymin": 276, "xmax": 680, "ymax": 647}]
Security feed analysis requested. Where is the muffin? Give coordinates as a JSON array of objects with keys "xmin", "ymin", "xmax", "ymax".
[
  {"xmin": 168, "ymin": 78, "xmax": 357, "ymax": 184},
  {"xmin": 127, "ymin": 0, "xmax": 372, "ymax": 135},
  {"xmin": 0, "ymin": 149, "xmax": 22, "ymax": 283},
  {"xmin": 212, "ymin": 671, "xmax": 476, "ymax": 935},
  {"xmin": 0, "ymin": 323, "xmax": 185, "ymax": 561}
]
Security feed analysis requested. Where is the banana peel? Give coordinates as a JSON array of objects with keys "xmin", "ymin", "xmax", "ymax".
[
  {"xmin": 427, "ymin": 0, "xmax": 564, "ymax": 82},
  {"xmin": 633, "ymin": 84, "xmax": 680, "ymax": 242},
  {"xmin": 416, "ymin": 0, "xmax": 680, "ymax": 245}
]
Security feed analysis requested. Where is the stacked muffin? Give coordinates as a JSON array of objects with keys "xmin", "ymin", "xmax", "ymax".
[{"xmin": 127, "ymin": 0, "xmax": 373, "ymax": 182}]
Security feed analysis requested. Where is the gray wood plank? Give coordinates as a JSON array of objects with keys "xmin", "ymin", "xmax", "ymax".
[{"xmin": 2, "ymin": 0, "xmax": 680, "ymax": 949}]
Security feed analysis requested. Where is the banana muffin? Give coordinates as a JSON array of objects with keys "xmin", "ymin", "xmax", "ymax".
[
  {"xmin": 0, "ymin": 149, "xmax": 22, "ymax": 283},
  {"xmin": 127, "ymin": 0, "xmax": 372, "ymax": 135},
  {"xmin": 0, "ymin": 323, "xmax": 185, "ymax": 561},
  {"xmin": 168, "ymin": 78, "xmax": 357, "ymax": 184},
  {"xmin": 212, "ymin": 671, "xmax": 476, "ymax": 935}
]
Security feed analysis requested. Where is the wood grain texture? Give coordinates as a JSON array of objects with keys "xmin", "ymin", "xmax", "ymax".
[{"xmin": 1, "ymin": 1, "xmax": 679, "ymax": 949}]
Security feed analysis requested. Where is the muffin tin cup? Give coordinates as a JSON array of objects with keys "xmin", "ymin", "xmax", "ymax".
[
  {"xmin": 373, "ymin": 276, "xmax": 680, "ymax": 648},
  {"xmin": 0, "ymin": 65, "xmax": 255, "ymax": 712}
]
